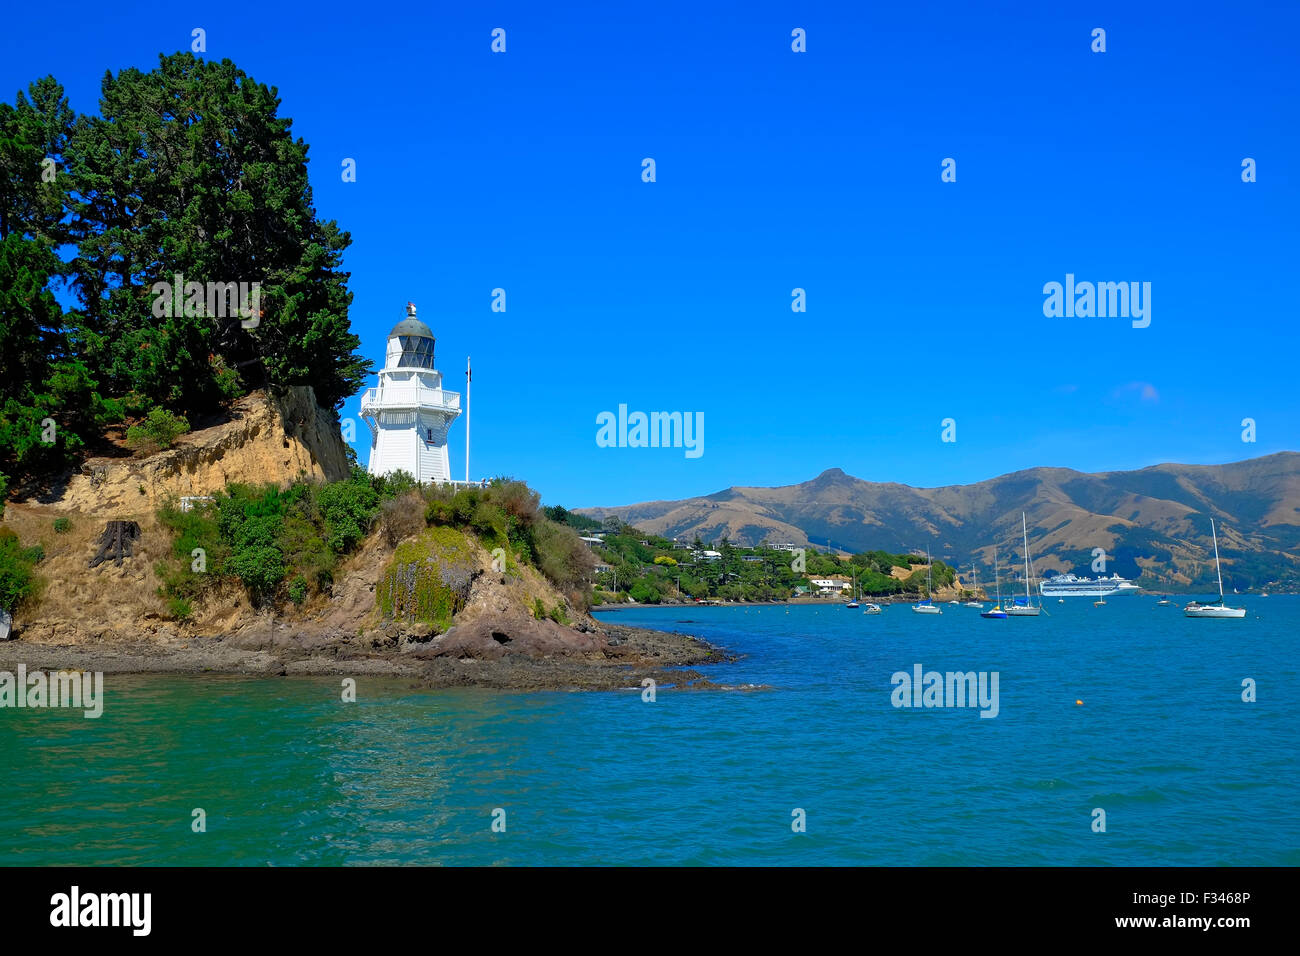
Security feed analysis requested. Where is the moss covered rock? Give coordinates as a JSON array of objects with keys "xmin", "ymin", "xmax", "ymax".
[{"xmin": 378, "ymin": 526, "xmax": 476, "ymax": 630}]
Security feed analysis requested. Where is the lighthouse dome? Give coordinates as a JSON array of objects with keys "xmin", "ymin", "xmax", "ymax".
[
  {"xmin": 385, "ymin": 304, "xmax": 436, "ymax": 370},
  {"xmin": 389, "ymin": 317, "xmax": 434, "ymax": 339}
]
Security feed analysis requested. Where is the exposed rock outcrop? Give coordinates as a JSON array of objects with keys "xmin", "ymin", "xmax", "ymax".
[{"xmin": 41, "ymin": 386, "xmax": 348, "ymax": 517}]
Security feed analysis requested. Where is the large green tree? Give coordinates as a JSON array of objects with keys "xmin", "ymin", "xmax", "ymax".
[
  {"xmin": 0, "ymin": 77, "xmax": 104, "ymax": 481},
  {"xmin": 1, "ymin": 56, "xmax": 372, "ymax": 489},
  {"xmin": 65, "ymin": 53, "xmax": 371, "ymax": 415}
]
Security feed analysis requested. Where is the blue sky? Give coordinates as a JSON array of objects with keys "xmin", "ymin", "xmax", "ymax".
[{"xmin": 4, "ymin": 1, "xmax": 1297, "ymax": 508}]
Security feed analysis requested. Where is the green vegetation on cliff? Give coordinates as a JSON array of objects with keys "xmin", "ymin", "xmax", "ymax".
[
  {"xmin": 378, "ymin": 526, "xmax": 475, "ymax": 630},
  {"xmin": 0, "ymin": 527, "xmax": 44, "ymax": 614},
  {"xmin": 156, "ymin": 466, "xmax": 387, "ymax": 609},
  {"xmin": 156, "ymin": 473, "xmax": 595, "ymax": 621}
]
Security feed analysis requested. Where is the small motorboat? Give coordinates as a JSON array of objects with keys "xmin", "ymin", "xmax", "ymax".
[
  {"xmin": 981, "ymin": 605, "xmax": 1008, "ymax": 619},
  {"xmin": 863, "ymin": 603, "xmax": 882, "ymax": 614}
]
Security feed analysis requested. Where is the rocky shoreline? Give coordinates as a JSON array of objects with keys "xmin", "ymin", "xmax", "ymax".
[{"xmin": 0, "ymin": 622, "xmax": 737, "ymax": 692}]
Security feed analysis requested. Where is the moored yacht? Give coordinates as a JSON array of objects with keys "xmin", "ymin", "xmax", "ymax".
[
  {"xmin": 912, "ymin": 545, "xmax": 943, "ymax": 614},
  {"xmin": 1005, "ymin": 512, "xmax": 1042, "ymax": 617},
  {"xmin": 1185, "ymin": 519, "xmax": 1246, "ymax": 619},
  {"xmin": 981, "ymin": 550, "xmax": 1009, "ymax": 618}
]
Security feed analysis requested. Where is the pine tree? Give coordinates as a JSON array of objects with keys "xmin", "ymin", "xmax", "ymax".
[{"xmin": 66, "ymin": 53, "xmax": 371, "ymax": 415}]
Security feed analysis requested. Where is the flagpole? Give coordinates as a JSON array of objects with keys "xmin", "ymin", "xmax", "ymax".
[{"xmin": 465, "ymin": 356, "xmax": 471, "ymax": 484}]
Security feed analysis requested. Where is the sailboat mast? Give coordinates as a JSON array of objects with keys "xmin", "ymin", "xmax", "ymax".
[
  {"xmin": 1022, "ymin": 513, "xmax": 1031, "ymax": 601},
  {"xmin": 1212, "ymin": 518, "xmax": 1224, "ymax": 601}
]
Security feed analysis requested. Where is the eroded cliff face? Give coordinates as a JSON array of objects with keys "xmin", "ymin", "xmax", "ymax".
[
  {"xmin": 1, "ymin": 386, "xmax": 352, "ymax": 643},
  {"xmin": 45, "ymin": 386, "xmax": 349, "ymax": 518},
  {"xmin": 1, "ymin": 390, "xmax": 617, "ymax": 668}
]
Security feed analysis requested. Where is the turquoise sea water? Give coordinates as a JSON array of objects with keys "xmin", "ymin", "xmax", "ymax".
[{"xmin": 1, "ymin": 596, "xmax": 1297, "ymax": 866}]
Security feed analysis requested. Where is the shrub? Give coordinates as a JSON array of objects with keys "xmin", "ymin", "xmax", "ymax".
[
  {"xmin": 533, "ymin": 520, "xmax": 595, "ymax": 591},
  {"xmin": 425, "ymin": 500, "xmax": 455, "ymax": 526},
  {"xmin": 125, "ymin": 407, "xmax": 191, "ymax": 453},
  {"xmin": 470, "ymin": 500, "xmax": 508, "ymax": 543},
  {"xmin": 548, "ymin": 603, "xmax": 568, "ymax": 625},
  {"xmin": 225, "ymin": 545, "xmax": 285, "ymax": 604},
  {"xmin": 380, "ymin": 491, "xmax": 426, "ymax": 547},
  {"xmin": 533, "ymin": 597, "xmax": 546, "ymax": 620},
  {"xmin": 208, "ymin": 354, "xmax": 244, "ymax": 402},
  {"xmin": 53, "ymin": 517, "xmax": 71, "ymax": 534},
  {"xmin": 156, "ymin": 498, "xmax": 225, "ymax": 601},
  {"xmin": 0, "ymin": 528, "xmax": 42, "ymax": 614},
  {"xmin": 167, "ymin": 597, "xmax": 193, "ymax": 622},
  {"xmin": 316, "ymin": 472, "xmax": 380, "ymax": 554},
  {"xmin": 374, "ymin": 469, "xmax": 418, "ymax": 499},
  {"xmin": 288, "ymin": 575, "xmax": 308, "ymax": 604},
  {"xmin": 280, "ymin": 514, "xmax": 333, "ymax": 592}
]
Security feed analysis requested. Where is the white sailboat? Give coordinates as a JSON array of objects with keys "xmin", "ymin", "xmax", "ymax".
[
  {"xmin": 981, "ymin": 551, "xmax": 1008, "ymax": 618},
  {"xmin": 912, "ymin": 546, "xmax": 942, "ymax": 614},
  {"xmin": 1185, "ymin": 519, "xmax": 1247, "ymax": 618},
  {"xmin": 963, "ymin": 563, "xmax": 985, "ymax": 607},
  {"xmin": 1006, "ymin": 512, "xmax": 1041, "ymax": 616}
]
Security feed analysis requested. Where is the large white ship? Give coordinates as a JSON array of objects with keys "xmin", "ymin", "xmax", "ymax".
[{"xmin": 1038, "ymin": 573, "xmax": 1141, "ymax": 598}]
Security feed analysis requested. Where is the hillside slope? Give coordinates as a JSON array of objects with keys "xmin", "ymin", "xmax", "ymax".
[{"xmin": 578, "ymin": 454, "xmax": 1300, "ymax": 589}]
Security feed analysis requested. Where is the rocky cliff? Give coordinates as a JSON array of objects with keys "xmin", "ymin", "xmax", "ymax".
[
  {"xmin": 0, "ymin": 392, "xmax": 721, "ymax": 687},
  {"xmin": 37, "ymin": 386, "xmax": 350, "ymax": 518}
]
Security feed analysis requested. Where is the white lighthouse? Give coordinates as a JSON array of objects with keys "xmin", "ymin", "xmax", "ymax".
[{"xmin": 360, "ymin": 303, "xmax": 462, "ymax": 482}]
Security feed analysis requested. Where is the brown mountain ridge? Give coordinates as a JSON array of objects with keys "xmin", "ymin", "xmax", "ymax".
[{"xmin": 577, "ymin": 453, "xmax": 1300, "ymax": 591}]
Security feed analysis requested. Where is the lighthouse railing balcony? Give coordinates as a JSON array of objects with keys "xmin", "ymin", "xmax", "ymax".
[{"xmin": 359, "ymin": 384, "xmax": 461, "ymax": 416}]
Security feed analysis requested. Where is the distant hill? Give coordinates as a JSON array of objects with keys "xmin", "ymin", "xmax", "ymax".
[{"xmin": 577, "ymin": 453, "xmax": 1300, "ymax": 591}]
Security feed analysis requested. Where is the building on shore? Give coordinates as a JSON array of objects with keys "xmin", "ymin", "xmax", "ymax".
[{"xmin": 810, "ymin": 576, "xmax": 853, "ymax": 595}]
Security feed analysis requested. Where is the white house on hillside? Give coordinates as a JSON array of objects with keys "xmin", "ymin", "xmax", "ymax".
[{"xmin": 810, "ymin": 577, "xmax": 853, "ymax": 594}]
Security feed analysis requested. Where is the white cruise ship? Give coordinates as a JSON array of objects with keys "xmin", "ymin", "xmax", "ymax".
[{"xmin": 1039, "ymin": 573, "xmax": 1141, "ymax": 598}]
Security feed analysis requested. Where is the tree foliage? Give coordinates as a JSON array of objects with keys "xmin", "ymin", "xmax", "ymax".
[{"xmin": 1, "ymin": 56, "xmax": 372, "ymax": 489}]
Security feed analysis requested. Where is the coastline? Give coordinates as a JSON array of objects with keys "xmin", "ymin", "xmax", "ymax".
[
  {"xmin": 0, "ymin": 622, "xmax": 734, "ymax": 692},
  {"xmin": 590, "ymin": 596, "xmax": 946, "ymax": 612}
]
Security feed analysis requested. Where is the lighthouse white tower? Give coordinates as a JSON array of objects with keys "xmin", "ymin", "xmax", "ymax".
[{"xmin": 359, "ymin": 303, "xmax": 462, "ymax": 482}]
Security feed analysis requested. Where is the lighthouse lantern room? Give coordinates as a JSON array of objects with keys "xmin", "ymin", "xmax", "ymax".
[{"xmin": 359, "ymin": 302, "xmax": 462, "ymax": 482}]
